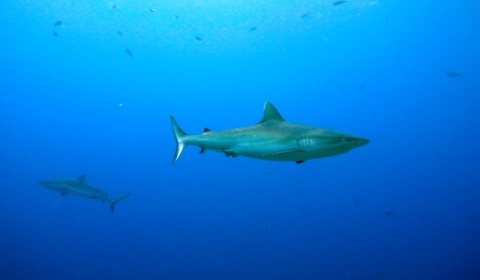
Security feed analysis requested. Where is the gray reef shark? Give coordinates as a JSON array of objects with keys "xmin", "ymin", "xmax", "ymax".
[
  {"xmin": 39, "ymin": 174, "xmax": 130, "ymax": 212},
  {"xmin": 170, "ymin": 102, "xmax": 369, "ymax": 164}
]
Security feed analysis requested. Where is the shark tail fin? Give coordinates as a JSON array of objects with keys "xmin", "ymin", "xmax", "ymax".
[
  {"xmin": 110, "ymin": 193, "xmax": 131, "ymax": 212},
  {"xmin": 170, "ymin": 115, "xmax": 188, "ymax": 164}
]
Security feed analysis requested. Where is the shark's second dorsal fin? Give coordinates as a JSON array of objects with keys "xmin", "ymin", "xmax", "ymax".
[
  {"xmin": 258, "ymin": 102, "xmax": 285, "ymax": 124},
  {"xmin": 78, "ymin": 174, "xmax": 87, "ymax": 183}
]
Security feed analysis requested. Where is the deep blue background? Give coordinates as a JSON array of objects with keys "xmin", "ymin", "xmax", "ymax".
[{"xmin": 1, "ymin": 1, "xmax": 479, "ymax": 279}]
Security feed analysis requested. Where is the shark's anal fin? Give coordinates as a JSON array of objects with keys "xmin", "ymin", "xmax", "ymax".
[
  {"xmin": 296, "ymin": 160, "xmax": 305, "ymax": 164},
  {"xmin": 225, "ymin": 151, "xmax": 238, "ymax": 157}
]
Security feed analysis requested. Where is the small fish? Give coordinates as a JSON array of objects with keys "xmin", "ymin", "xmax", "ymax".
[
  {"xmin": 117, "ymin": 31, "xmax": 123, "ymax": 36},
  {"xmin": 333, "ymin": 0, "xmax": 346, "ymax": 6},
  {"xmin": 125, "ymin": 48, "xmax": 133, "ymax": 57},
  {"xmin": 301, "ymin": 12, "xmax": 309, "ymax": 19},
  {"xmin": 249, "ymin": 26, "xmax": 257, "ymax": 31},
  {"xmin": 111, "ymin": 4, "xmax": 118, "ymax": 9},
  {"xmin": 446, "ymin": 71, "xmax": 461, "ymax": 77},
  {"xmin": 54, "ymin": 20, "xmax": 62, "ymax": 27},
  {"xmin": 357, "ymin": 83, "xmax": 367, "ymax": 90},
  {"xmin": 353, "ymin": 195, "xmax": 361, "ymax": 204},
  {"xmin": 384, "ymin": 211, "xmax": 394, "ymax": 217},
  {"xmin": 53, "ymin": 31, "xmax": 58, "ymax": 37},
  {"xmin": 149, "ymin": 8, "xmax": 157, "ymax": 13},
  {"xmin": 195, "ymin": 36, "xmax": 203, "ymax": 41},
  {"xmin": 175, "ymin": 15, "xmax": 179, "ymax": 19}
]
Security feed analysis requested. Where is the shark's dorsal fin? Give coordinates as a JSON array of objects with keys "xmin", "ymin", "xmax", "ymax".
[
  {"xmin": 78, "ymin": 174, "xmax": 87, "ymax": 183},
  {"xmin": 258, "ymin": 102, "xmax": 285, "ymax": 124}
]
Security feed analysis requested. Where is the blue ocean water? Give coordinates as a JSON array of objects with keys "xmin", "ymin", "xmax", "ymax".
[{"xmin": 1, "ymin": 0, "xmax": 479, "ymax": 279}]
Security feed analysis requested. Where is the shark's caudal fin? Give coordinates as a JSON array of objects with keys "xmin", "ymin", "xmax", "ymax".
[
  {"xmin": 258, "ymin": 102, "xmax": 285, "ymax": 124},
  {"xmin": 110, "ymin": 193, "xmax": 131, "ymax": 212},
  {"xmin": 170, "ymin": 115, "xmax": 188, "ymax": 164}
]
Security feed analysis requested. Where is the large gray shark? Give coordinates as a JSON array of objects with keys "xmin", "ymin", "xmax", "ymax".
[
  {"xmin": 170, "ymin": 102, "xmax": 369, "ymax": 164},
  {"xmin": 39, "ymin": 174, "xmax": 130, "ymax": 212}
]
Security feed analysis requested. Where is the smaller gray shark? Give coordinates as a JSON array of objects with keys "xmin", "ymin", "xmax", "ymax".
[
  {"xmin": 39, "ymin": 174, "xmax": 130, "ymax": 212},
  {"xmin": 170, "ymin": 102, "xmax": 369, "ymax": 164}
]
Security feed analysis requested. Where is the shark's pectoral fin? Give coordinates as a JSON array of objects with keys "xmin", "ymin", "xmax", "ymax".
[
  {"xmin": 296, "ymin": 160, "xmax": 305, "ymax": 164},
  {"xmin": 200, "ymin": 147, "xmax": 205, "ymax": 154}
]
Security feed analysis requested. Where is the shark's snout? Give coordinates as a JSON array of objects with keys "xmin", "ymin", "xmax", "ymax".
[
  {"xmin": 339, "ymin": 136, "xmax": 369, "ymax": 149},
  {"xmin": 354, "ymin": 137, "xmax": 369, "ymax": 147},
  {"xmin": 38, "ymin": 180, "xmax": 48, "ymax": 186},
  {"xmin": 38, "ymin": 180, "xmax": 56, "ymax": 189}
]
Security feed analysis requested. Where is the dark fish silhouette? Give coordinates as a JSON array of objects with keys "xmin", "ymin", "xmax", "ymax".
[
  {"xmin": 353, "ymin": 195, "xmax": 361, "ymax": 204},
  {"xmin": 175, "ymin": 15, "xmax": 179, "ymax": 19},
  {"xmin": 117, "ymin": 31, "xmax": 123, "ymax": 36},
  {"xmin": 447, "ymin": 71, "xmax": 461, "ymax": 77},
  {"xmin": 384, "ymin": 211, "xmax": 394, "ymax": 217},
  {"xmin": 39, "ymin": 174, "xmax": 130, "ymax": 212},
  {"xmin": 357, "ymin": 83, "xmax": 367, "ymax": 90},
  {"xmin": 195, "ymin": 36, "xmax": 203, "ymax": 41},
  {"xmin": 333, "ymin": 0, "xmax": 346, "ymax": 6},
  {"xmin": 54, "ymin": 20, "xmax": 62, "ymax": 27},
  {"xmin": 111, "ymin": 4, "xmax": 118, "ymax": 9},
  {"xmin": 249, "ymin": 26, "xmax": 257, "ymax": 31},
  {"xmin": 125, "ymin": 48, "xmax": 133, "ymax": 57},
  {"xmin": 301, "ymin": 12, "xmax": 309, "ymax": 19},
  {"xmin": 53, "ymin": 31, "xmax": 58, "ymax": 37},
  {"xmin": 149, "ymin": 8, "xmax": 157, "ymax": 13}
]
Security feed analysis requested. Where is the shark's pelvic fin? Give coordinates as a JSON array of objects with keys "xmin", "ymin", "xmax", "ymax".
[
  {"xmin": 110, "ymin": 193, "xmax": 131, "ymax": 212},
  {"xmin": 258, "ymin": 102, "xmax": 285, "ymax": 124},
  {"xmin": 78, "ymin": 174, "xmax": 87, "ymax": 183},
  {"xmin": 170, "ymin": 115, "xmax": 187, "ymax": 164}
]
